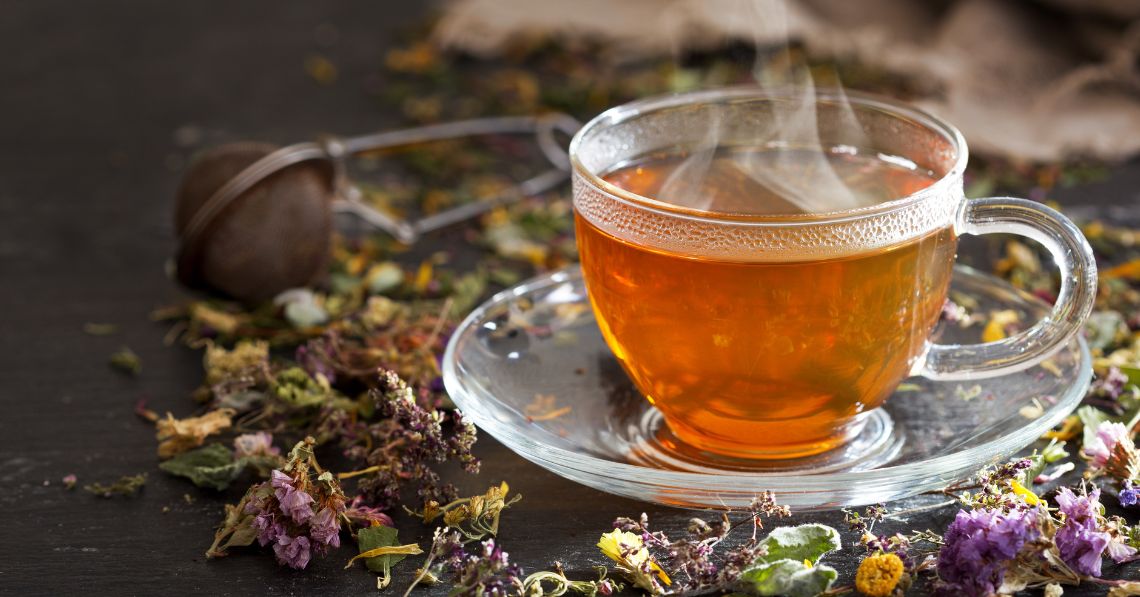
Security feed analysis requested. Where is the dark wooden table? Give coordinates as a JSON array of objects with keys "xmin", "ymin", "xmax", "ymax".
[{"xmin": 2, "ymin": 1, "xmax": 1138, "ymax": 594}]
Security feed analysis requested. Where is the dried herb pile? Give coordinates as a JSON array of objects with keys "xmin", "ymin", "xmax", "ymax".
[{"xmin": 91, "ymin": 29, "xmax": 1140, "ymax": 596}]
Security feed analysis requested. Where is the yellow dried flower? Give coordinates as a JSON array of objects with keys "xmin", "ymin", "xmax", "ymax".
[
  {"xmin": 1010, "ymin": 479, "xmax": 1041, "ymax": 505},
  {"xmin": 855, "ymin": 552, "xmax": 904, "ymax": 597},
  {"xmin": 155, "ymin": 408, "xmax": 235, "ymax": 458},
  {"xmin": 982, "ymin": 310, "xmax": 1020, "ymax": 343},
  {"xmin": 597, "ymin": 530, "xmax": 670, "ymax": 590}
]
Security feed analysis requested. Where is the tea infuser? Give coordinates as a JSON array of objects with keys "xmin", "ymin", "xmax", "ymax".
[{"xmin": 174, "ymin": 114, "xmax": 582, "ymax": 302}]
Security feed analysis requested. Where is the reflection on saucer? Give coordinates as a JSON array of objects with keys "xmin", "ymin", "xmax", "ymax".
[{"xmin": 444, "ymin": 266, "xmax": 1090, "ymax": 510}]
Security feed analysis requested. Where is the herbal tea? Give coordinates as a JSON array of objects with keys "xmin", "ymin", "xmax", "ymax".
[{"xmin": 577, "ymin": 148, "xmax": 955, "ymax": 458}]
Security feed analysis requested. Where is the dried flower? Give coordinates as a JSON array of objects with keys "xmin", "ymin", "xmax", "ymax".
[
  {"xmin": 597, "ymin": 529, "xmax": 670, "ymax": 592},
  {"xmin": 351, "ymin": 370, "xmax": 478, "ymax": 509},
  {"xmin": 272, "ymin": 470, "xmax": 316, "ymax": 525},
  {"xmin": 309, "ymin": 508, "xmax": 341, "ymax": 548},
  {"xmin": 203, "ymin": 340, "xmax": 268, "ymax": 385},
  {"xmin": 1120, "ymin": 481, "xmax": 1139, "ymax": 508},
  {"xmin": 1054, "ymin": 487, "xmax": 1110, "ymax": 577},
  {"xmin": 855, "ymin": 552, "xmax": 905, "ymax": 597},
  {"xmin": 405, "ymin": 529, "xmax": 530, "ymax": 596},
  {"xmin": 109, "ymin": 346, "xmax": 142, "ymax": 376},
  {"xmin": 343, "ymin": 495, "xmax": 394, "ymax": 528},
  {"xmin": 273, "ymin": 534, "xmax": 312, "ymax": 569},
  {"xmin": 416, "ymin": 482, "xmax": 521, "ymax": 540},
  {"xmin": 1085, "ymin": 422, "xmax": 1132, "ymax": 469},
  {"xmin": 844, "ymin": 504, "xmax": 886, "ymax": 535},
  {"xmin": 451, "ymin": 538, "xmax": 525, "ymax": 595},
  {"xmin": 936, "ymin": 507, "xmax": 1040, "ymax": 596},
  {"xmin": 1091, "ymin": 367, "xmax": 1130, "ymax": 400},
  {"xmin": 233, "ymin": 432, "xmax": 279, "ymax": 459},
  {"xmin": 208, "ymin": 438, "xmax": 346, "ymax": 570},
  {"xmin": 155, "ymin": 408, "xmax": 235, "ymax": 458}
]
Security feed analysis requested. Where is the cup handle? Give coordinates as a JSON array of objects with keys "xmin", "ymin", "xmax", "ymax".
[{"xmin": 919, "ymin": 197, "xmax": 1098, "ymax": 380}]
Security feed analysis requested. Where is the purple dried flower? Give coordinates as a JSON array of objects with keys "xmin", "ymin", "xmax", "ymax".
[
  {"xmin": 273, "ymin": 534, "xmax": 312, "ymax": 570},
  {"xmin": 344, "ymin": 495, "xmax": 394, "ymax": 527},
  {"xmin": 1085, "ymin": 422, "xmax": 1131, "ymax": 469},
  {"xmin": 941, "ymin": 299, "xmax": 967, "ymax": 324},
  {"xmin": 356, "ymin": 370, "xmax": 479, "ymax": 509},
  {"xmin": 1106, "ymin": 534, "xmax": 1138, "ymax": 563},
  {"xmin": 270, "ymin": 470, "xmax": 292, "ymax": 490},
  {"xmin": 1091, "ymin": 367, "xmax": 1129, "ymax": 400},
  {"xmin": 936, "ymin": 507, "xmax": 1040, "ymax": 596},
  {"xmin": 448, "ymin": 538, "xmax": 525, "ymax": 595},
  {"xmin": 308, "ymin": 507, "xmax": 341, "ymax": 548},
  {"xmin": 1054, "ymin": 487, "xmax": 1110, "ymax": 577},
  {"xmin": 1120, "ymin": 481, "xmax": 1139, "ymax": 508},
  {"xmin": 208, "ymin": 438, "xmax": 349, "ymax": 571},
  {"xmin": 277, "ymin": 487, "xmax": 315, "ymax": 525},
  {"xmin": 251, "ymin": 512, "xmax": 284, "ymax": 546},
  {"xmin": 233, "ymin": 432, "xmax": 279, "ymax": 458},
  {"xmin": 295, "ymin": 343, "xmax": 336, "ymax": 384}
]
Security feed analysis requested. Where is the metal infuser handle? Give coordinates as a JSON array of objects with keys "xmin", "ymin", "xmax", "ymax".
[
  {"xmin": 330, "ymin": 113, "xmax": 580, "ymax": 243},
  {"xmin": 182, "ymin": 114, "xmax": 582, "ymax": 251}
]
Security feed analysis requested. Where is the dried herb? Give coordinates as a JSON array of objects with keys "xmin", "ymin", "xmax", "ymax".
[
  {"xmin": 411, "ymin": 482, "xmax": 521, "ymax": 540},
  {"xmin": 121, "ymin": 21, "xmax": 1140, "ymax": 595},
  {"xmin": 83, "ymin": 322, "xmax": 118, "ymax": 336},
  {"xmin": 207, "ymin": 438, "xmax": 347, "ymax": 569},
  {"xmin": 108, "ymin": 346, "xmax": 141, "ymax": 376},
  {"xmin": 155, "ymin": 408, "xmax": 235, "ymax": 458},
  {"xmin": 345, "ymin": 525, "xmax": 422, "ymax": 589},
  {"xmin": 84, "ymin": 473, "xmax": 146, "ymax": 498},
  {"xmin": 159, "ymin": 439, "xmax": 284, "ymax": 491},
  {"xmin": 341, "ymin": 370, "xmax": 478, "ymax": 510}
]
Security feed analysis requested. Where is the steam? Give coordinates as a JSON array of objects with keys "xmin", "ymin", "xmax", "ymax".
[{"xmin": 656, "ymin": 0, "xmax": 878, "ymax": 215}]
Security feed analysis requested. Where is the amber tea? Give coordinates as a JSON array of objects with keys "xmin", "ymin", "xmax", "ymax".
[{"xmin": 576, "ymin": 148, "xmax": 955, "ymax": 458}]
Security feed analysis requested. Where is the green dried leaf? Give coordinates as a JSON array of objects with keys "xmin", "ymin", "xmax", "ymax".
[
  {"xmin": 357, "ymin": 525, "xmax": 404, "ymax": 573},
  {"xmin": 109, "ymin": 347, "xmax": 141, "ymax": 376},
  {"xmin": 206, "ymin": 487, "xmax": 270, "ymax": 559},
  {"xmin": 738, "ymin": 558, "xmax": 838, "ymax": 597},
  {"xmin": 350, "ymin": 525, "xmax": 420, "ymax": 589},
  {"xmin": 757, "ymin": 524, "xmax": 841, "ymax": 565},
  {"xmin": 158, "ymin": 443, "xmax": 245, "ymax": 490},
  {"xmin": 1078, "ymin": 405, "xmax": 1111, "ymax": 450},
  {"xmin": 449, "ymin": 270, "xmax": 489, "ymax": 314},
  {"xmin": 1085, "ymin": 311, "xmax": 1128, "ymax": 352},
  {"xmin": 1119, "ymin": 366, "xmax": 1140, "ymax": 388}
]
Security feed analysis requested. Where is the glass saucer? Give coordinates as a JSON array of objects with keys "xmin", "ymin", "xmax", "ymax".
[{"xmin": 443, "ymin": 265, "xmax": 1091, "ymax": 510}]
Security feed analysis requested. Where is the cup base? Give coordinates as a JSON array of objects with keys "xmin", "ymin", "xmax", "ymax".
[
  {"xmin": 660, "ymin": 413, "xmax": 876, "ymax": 461},
  {"xmin": 628, "ymin": 408, "xmax": 902, "ymax": 474}
]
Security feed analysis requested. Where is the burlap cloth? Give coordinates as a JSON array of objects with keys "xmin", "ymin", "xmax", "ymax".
[{"xmin": 434, "ymin": 0, "xmax": 1140, "ymax": 162}]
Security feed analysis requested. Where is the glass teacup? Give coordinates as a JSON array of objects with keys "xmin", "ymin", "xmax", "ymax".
[{"xmin": 569, "ymin": 88, "xmax": 1097, "ymax": 459}]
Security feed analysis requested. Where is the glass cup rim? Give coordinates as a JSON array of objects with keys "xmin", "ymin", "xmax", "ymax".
[{"xmin": 568, "ymin": 86, "xmax": 969, "ymax": 227}]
